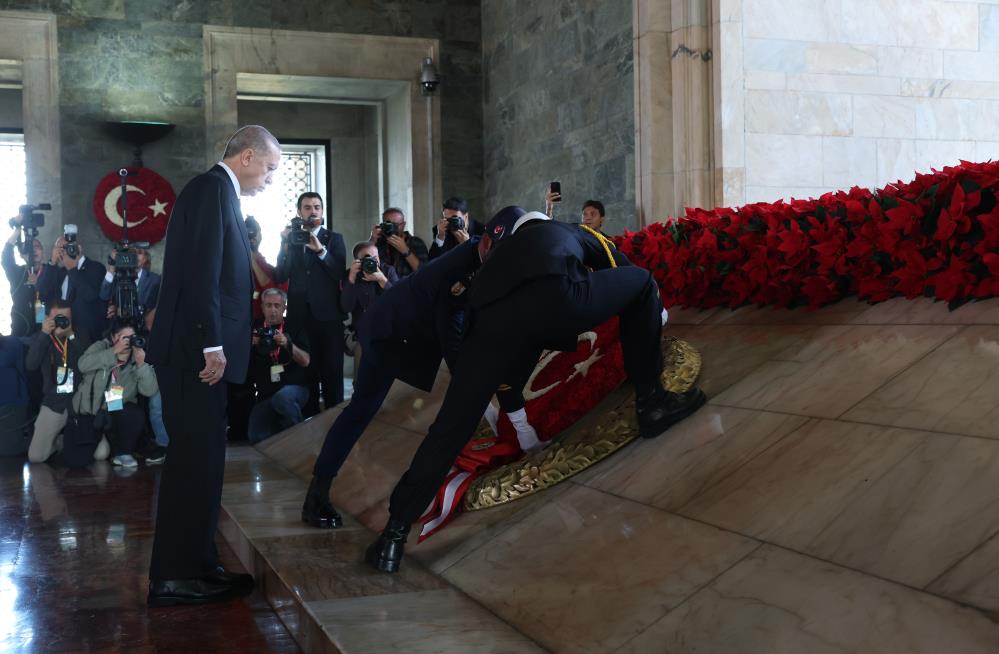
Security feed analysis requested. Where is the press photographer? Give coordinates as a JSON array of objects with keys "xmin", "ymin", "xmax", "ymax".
[
  {"xmin": 341, "ymin": 241, "xmax": 398, "ymax": 360},
  {"xmin": 274, "ymin": 192, "xmax": 347, "ymax": 412},
  {"xmin": 371, "ymin": 207, "xmax": 427, "ymax": 278},
  {"xmin": 100, "ymin": 247, "xmax": 161, "ymax": 324},
  {"xmin": 247, "ymin": 288, "xmax": 310, "ymax": 443},
  {"xmin": 3, "ymin": 206, "xmax": 59, "ymax": 337},
  {"xmin": 24, "ymin": 300, "xmax": 98, "ymax": 464},
  {"xmin": 74, "ymin": 321, "xmax": 159, "ymax": 468},
  {"xmin": 429, "ymin": 196, "xmax": 483, "ymax": 261},
  {"xmin": 53, "ymin": 225, "xmax": 107, "ymax": 342}
]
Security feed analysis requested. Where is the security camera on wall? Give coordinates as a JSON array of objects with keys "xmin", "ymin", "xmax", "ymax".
[{"xmin": 420, "ymin": 57, "xmax": 440, "ymax": 96}]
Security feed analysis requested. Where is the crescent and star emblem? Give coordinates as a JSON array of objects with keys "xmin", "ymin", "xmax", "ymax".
[
  {"xmin": 103, "ymin": 185, "xmax": 169, "ymax": 228},
  {"xmin": 522, "ymin": 331, "xmax": 603, "ymax": 401}
]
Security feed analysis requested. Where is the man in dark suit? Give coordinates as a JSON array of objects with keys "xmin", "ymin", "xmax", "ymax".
[
  {"xmin": 428, "ymin": 196, "xmax": 484, "ymax": 260},
  {"xmin": 300, "ymin": 237, "xmax": 484, "ymax": 528},
  {"xmin": 145, "ymin": 125, "xmax": 281, "ymax": 607},
  {"xmin": 99, "ymin": 247, "xmax": 161, "ymax": 315},
  {"xmin": 274, "ymin": 192, "xmax": 347, "ymax": 412},
  {"xmin": 52, "ymin": 234, "xmax": 107, "ymax": 343},
  {"xmin": 366, "ymin": 207, "xmax": 707, "ymax": 573}
]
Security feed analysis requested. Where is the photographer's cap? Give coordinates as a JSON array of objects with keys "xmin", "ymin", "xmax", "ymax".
[{"xmin": 484, "ymin": 206, "xmax": 550, "ymax": 242}]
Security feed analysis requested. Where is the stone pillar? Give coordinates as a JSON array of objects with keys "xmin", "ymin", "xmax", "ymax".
[{"xmin": 633, "ymin": 0, "xmax": 716, "ymax": 225}]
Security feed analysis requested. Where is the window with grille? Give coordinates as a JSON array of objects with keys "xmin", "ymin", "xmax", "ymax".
[
  {"xmin": 0, "ymin": 132, "xmax": 26, "ymax": 335},
  {"xmin": 241, "ymin": 141, "xmax": 328, "ymax": 264}
]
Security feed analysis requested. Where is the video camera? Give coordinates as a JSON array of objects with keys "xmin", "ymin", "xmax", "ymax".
[
  {"xmin": 106, "ymin": 169, "xmax": 149, "ymax": 332},
  {"xmin": 253, "ymin": 325, "xmax": 277, "ymax": 353},
  {"xmin": 7, "ymin": 203, "xmax": 51, "ymax": 261},
  {"xmin": 287, "ymin": 217, "xmax": 311, "ymax": 247}
]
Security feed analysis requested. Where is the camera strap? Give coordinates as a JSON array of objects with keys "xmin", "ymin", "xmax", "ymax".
[{"xmin": 271, "ymin": 323, "xmax": 284, "ymax": 362}]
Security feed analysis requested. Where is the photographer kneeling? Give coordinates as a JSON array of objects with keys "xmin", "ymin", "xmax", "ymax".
[
  {"xmin": 74, "ymin": 322, "xmax": 158, "ymax": 468},
  {"xmin": 248, "ymin": 288, "xmax": 311, "ymax": 443}
]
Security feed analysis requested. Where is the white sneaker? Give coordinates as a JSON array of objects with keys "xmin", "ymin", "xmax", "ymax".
[{"xmin": 111, "ymin": 454, "xmax": 138, "ymax": 468}]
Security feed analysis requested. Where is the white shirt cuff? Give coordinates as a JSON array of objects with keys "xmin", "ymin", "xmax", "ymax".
[
  {"xmin": 104, "ymin": 272, "xmax": 114, "ymax": 283},
  {"xmin": 434, "ymin": 238, "xmax": 444, "ymax": 247},
  {"xmin": 203, "ymin": 346, "xmax": 223, "ymax": 353}
]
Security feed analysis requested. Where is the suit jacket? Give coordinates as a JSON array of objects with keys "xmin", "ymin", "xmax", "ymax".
[
  {"xmin": 469, "ymin": 221, "xmax": 631, "ymax": 350},
  {"xmin": 61, "ymin": 257, "xmax": 108, "ymax": 343},
  {"xmin": 361, "ymin": 239, "xmax": 481, "ymax": 392},
  {"xmin": 99, "ymin": 268, "xmax": 162, "ymax": 311},
  {"xmin": 146, "ymin": 165, "xmax": 254, "ymax": 384},
  {"xmin": 274, "ymin": 227, "xmax": 346, "ymax": 323}
]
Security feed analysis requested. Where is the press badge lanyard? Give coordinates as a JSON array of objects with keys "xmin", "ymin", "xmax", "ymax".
[
  {"xmin": 105, "ymin": 363, "xmax": 126, "ymax": 412},
  {"xmin": 50, "ymin": 334, "xmax": 69, "ymax": 383},
  {"xmin": 31, "ymin": 267, "xmax": 44, "ymax": 323}
]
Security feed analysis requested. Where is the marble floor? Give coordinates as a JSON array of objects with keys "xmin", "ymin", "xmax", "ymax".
[
  {"xmin": 227, "ymin": 296, "xmax": 999, "ymax": 653},
  {"xmin": 0, "ymin": 455, "xmax": 300, "ymax": 653}
]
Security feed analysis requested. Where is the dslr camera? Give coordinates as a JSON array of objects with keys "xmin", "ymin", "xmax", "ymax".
[
  {"xmin": 360, "ymin": 255, "xmax": 379, "ymax": 275},
  {"xmin": 446, "ymin": 216, "xmax": 465, "ymax": 233},
  {"xmin": 254, "ymin": 325, "xmax": 277, "ymax": 352},
  {"xmin": 63, "ymin": 224, "xmax": 80, "ymax": 259},
  {"xmin": 126, "ymin": 334, "xmax": 146, "ymax": 349},
  {"xmin": 53, "ymin": 315, "xmax": 70, "ymax": 330},
  {"xmin": 287, "ymin": 217, "xmax": 311, "ymax": 247},
  {"xmin": 378, "ymin": 221, "xmax": 398, "ymax": 239}
]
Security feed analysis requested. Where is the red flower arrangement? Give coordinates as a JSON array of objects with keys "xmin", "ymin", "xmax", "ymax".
[{"xmin": 614, "ymin": 160, "xmax": 999, "ymax": 310}]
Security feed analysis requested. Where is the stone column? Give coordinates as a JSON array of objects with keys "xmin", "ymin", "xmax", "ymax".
[{"xmin": 633, "ymin": 0, "xmax": 716, "ymax": 225}]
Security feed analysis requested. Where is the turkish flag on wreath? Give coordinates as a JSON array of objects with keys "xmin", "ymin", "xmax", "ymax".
[{"xmin": 92, "ymin": 167, "xmax": 175, "ymax": 246}]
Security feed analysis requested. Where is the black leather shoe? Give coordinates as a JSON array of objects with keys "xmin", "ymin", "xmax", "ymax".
[
  {"xmin": 147, "ymin": 577, "xmax": 241, "ymax": 607},
  {"xmin": 365, "ymin": 518, "xmax": 411, "ymax": 573},
  {"xmin": 301, "ymin": 475, "xmax": 343, "ymax": 529},
  {"xmin": 204, "ymin": 566, "xmax": 254, "ymax": 593},
  {"xmin": 637, "ymin": 387, "xmax": 707, "ymax": 439}
]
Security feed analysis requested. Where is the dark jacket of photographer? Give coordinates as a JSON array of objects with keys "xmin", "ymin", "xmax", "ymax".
[
  {"xmin": 98, "ymin": 268, "xmax": 162, "ymax": 312},
  {"xmin": 428, "ymin": 218, "xmax": 484, "ymax": 261},
  {"xmin": 340, "ymin": 262, "xmax": 398, "ymax": 339},
  {"xmin": 378, "ymin": 232, "xmax": 429, "ymax": 279},
  {"xmin": 274, "ymin": 227, "xmax": 347, "ymax": 323},
  {"xmin": 249, "ymin": 320, "xmax": 310, "ymax": 399},
  {"xmin": 72, "ymin": 339, "xmax": 158, "ymax": 415},
  {"xmin": 2, "ymin": 244, "xmax": 59, "ymax": 337},
  {"xmin": 25, "ymin": 331, "xmax": 90, "ymax": 413}
]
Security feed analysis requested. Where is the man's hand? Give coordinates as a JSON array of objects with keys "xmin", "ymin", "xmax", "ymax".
[
  {"xmin": 348, "ymin": 259, "xmax": 361, "ymax": 283},
  {"xmin": 106, "ymin": 304, "xmax": 117, "ymax": 320},
  {"xmin": 50, "ymin": 239, "xmax": 64, "ymax": 266},
  {"xmin": 26, "ymin": 268, "xmax": 40, "ymax": 286},
  {"xmin": 200, "ymin": 350, "xmax": 226, "ymax": 385},
  {"xmin": 364, "ymin": 269, "xmax": 388, "ymax": 287},
  {"xmin": 545, "ymin": 189, "xmax": 560, "ymax": 215},
  {"xmin": 436, "ymin": 217, "xmax": 449, "ymax": 239},
  {"xmin": 453, "ymin": 226, "xmax": 470, "ymax": 244},
  {"xmin": 274, "ymin": 332, "xmax": 289, "ymax": 348},
  {"xmin": 41, "ymin": 316, "xmax": 55, "ymax": 335},
  {"xmin": 112, "ymin": 335, "xmax": 131, "ymax": 357},
  {"xmin": 133, "ymin": 346, "xmax": 146, "ymax": 367},
  {"xmin": 387, "ymin": 234, "xmax": 408, "ymax": 254},
  {"xmin": 306, "ymin": 232, "xmax": 323, "ymax": 253},
  {"xmin": 251, "ymin": 334, "xmax": 260, "ymax": 346},
  {"xmin": 370, "ymin": 224, "xmax": 382, "ymax": 241}
]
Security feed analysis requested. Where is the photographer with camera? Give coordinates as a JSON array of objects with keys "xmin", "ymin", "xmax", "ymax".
[
  {"xmin": 274, "ymin": 192, "xmax": 347, "ymax": 412},
  {"xmin": 53, "ymin": 226, "xmax": 107, "ymax": 343},
  {"xmin": 24, "ymin": 300, "xmax": 99, "ymax": 463},
  {"xmin": 74, "ymin": 321, "xmax": 158, "ymax": 468},
  {"xmin": 372, "ymin": 207, "xmax": 427, "ymax": 279},
  {"xmin": 99, "ymin": 247, "xmax": 160, "ymax": 316},
  {"xmin": 247, "ymin": 288, "xmax": 311, "ymax": 443},
  {"xmin": 4, "ymin": 210, "xmax": 59, "ymax": 337},
  {"xmin": 341, "ymin": 242, "xmax": 398, "ymax": 360},
  {"xmin": 429, "ymin": 196, "xmax": 483, "ymax": 261}
]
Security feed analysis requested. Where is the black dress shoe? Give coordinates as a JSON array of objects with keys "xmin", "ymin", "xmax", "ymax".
[
  {"xmin": 147, "ymin": 577, "xmax": 242, "ymax": 607},
  {"xmin": 365, "ymin": 518, "xmax": 411, "ymax": 573},
  {"xmin": 301, "ymin": 474, "xmax": 343, "ymax": 529},
  {"xmin": 636, "ymin": 386, "xmax": 707, "ymax": 439},
  {"xmin": 204, "ymin": 566, "xmax": 255, "ymax": 593}
]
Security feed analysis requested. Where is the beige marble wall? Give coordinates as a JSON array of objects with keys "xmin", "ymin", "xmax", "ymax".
[{"xmin": 718, "ymin": 0, "xmax": 999, "ymax": 206}]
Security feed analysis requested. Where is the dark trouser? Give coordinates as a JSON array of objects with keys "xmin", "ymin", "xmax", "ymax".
[
  {"xmin": 289, "ymin": 304, "xmax": 344, "ymax": 413},
  {"xmin": 312, "ymin": 354, "xmax": 395, "ymax": 479},
  {"xmin": 110, "ymin": 402, "xmax": 147, "ymax": 456},
  {"xmin": 389, "ymin": 267, "xmax": 663, "ymax": 524},
  {"xmin": 149, "ymin": 365, "xmax": 227, "ymax": 581}
]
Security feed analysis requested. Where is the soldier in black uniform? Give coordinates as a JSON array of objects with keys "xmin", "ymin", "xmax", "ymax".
[{"xmin": 366, "ymin": 206, "xmax": 706, "ymax": 573}]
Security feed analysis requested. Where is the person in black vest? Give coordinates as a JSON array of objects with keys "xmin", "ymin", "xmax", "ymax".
[
  {"xmin": 365, "ymin": 206, "xmax": 707, "ymax": 573},
  {"xmin": 51, "ymin": 233, "xmax": 107, "ymax": 344},
  {"xmin": 145, "ymin": 125, "xmax": 280, "ymax": 607},
  {"xmin": 3, "ymin": 218, "xmax": 59, "ymax": 337},
  {"xmin": 274, "ymin": 192, "xmax": 347, "ymax": 413},
  {"xmin": 428, "ymin": 196, "xmax": 484, "ymax": 261}
]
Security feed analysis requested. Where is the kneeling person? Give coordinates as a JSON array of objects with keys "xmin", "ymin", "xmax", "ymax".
[{"xmin": 248, "ymin": 288, "xmax": 310, "ymax": 443}]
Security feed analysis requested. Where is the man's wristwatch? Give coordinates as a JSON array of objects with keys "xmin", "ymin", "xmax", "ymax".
[
  {"xmin": 317, "ymin": 246, "xmax": 327, "ymax": 258},
  {"xmin": 401, "ymin": 250, "xmax": 412, "ymax": 258}
]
